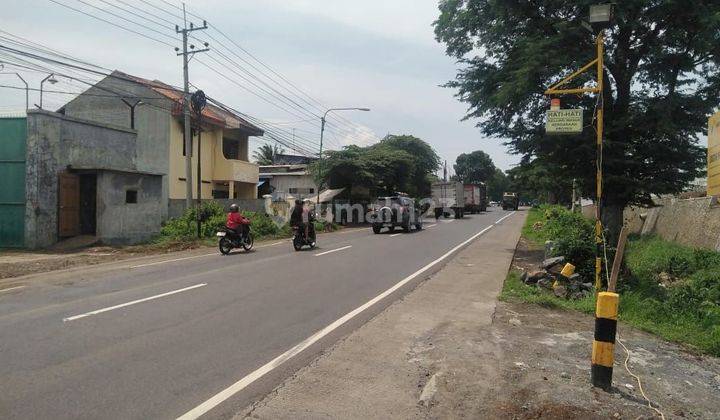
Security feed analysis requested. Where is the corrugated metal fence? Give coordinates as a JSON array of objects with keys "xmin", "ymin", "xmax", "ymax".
[{"xmin": 0, "ymin": 117, "xmax": 26, "ymax": 247}]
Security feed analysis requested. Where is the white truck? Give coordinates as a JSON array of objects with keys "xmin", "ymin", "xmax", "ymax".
[{"xmin": 431, "ymin": 181, "xmax": 465, "ymax": 219}]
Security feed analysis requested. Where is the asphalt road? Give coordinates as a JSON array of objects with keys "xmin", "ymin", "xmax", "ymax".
[{"xmin": 0, "ymin": 207, "xmax": 520, "ymax": 419}]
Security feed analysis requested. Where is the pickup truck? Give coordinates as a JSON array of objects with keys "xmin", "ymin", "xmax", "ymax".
[{"xmin": 369, "ymin": 195, "xmax": 423, "ymax": 234}]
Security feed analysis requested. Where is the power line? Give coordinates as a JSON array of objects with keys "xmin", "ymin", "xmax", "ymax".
[
  {"xmin": 47, "ymin": 0, "xmax": 176, "ymax": 47},
  {"xmin": 143, "ymin": 1, "xmax": 377, "ymax": 144}
]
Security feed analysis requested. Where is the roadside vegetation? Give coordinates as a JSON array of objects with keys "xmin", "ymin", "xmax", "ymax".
[
  {"xmin": 156, "ymin": 201, "xmax": 336, "ymax": 245},
  {"xmin": 502, "ymin": 206, "xmax": 720, "ymax": 356}
]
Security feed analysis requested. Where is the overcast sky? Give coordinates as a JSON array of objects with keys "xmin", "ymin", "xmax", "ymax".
[{"xmin": 1, "ymin": 0, "xmax": 519, "ymax": 172}]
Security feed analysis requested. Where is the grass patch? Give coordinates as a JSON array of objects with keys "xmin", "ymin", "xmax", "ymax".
[
  {"xmin": 520, "ymin": 207, "xmax": 546, "ymax": 246},
  {"xmin": 500, "ymin": 270, "xmax": 596, "ymax": 313},
  {"xmin": 507, "ymin": 206, "xmax": 720, "ymax": 356}
]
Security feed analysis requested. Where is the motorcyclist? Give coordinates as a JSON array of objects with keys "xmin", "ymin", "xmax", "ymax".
[
  {"xmin": 226, "ymin": 203, "xmax": 250, "ymax": 241},
  {"xmin": 290, "ymin": 199, "xmax": 307, "ymax": 239}
]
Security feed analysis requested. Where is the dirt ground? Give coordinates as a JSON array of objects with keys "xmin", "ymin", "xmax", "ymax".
[
  {"xmin": 242, "ymin": 220, "xmax": 720, "ymax": 419},
  {"xmin": 0, "ymin": 241, "xmax": 209, "ymax": 281}
]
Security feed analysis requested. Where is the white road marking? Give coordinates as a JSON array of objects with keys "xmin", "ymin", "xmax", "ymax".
[
  {"xmin": 441, "ymin": 219, "xmax": 456, "ymax": 223},
  {"xmin": 389, "ymin": 233, "xmax": 402, "ymax": 237},
  {"xmin": 131, "ymin": 254, "xmax": 215, "ymax": 269},
  {"xmin": 314, "ymin": 245, "xmax": 352, "ymax": 257},
  {"xmin": 259, "ymin": 241, "xmax": 286, "ymax": 247},
  {"xmin": 177, "ymin": 224, "xmax": 495, "ymax": 420},
  {"xmin": 495, "ymin": 211, "xmax": 516, "ymax": 225},
  {"xmin": 425, "ymin": 224, "xmax": 437, "ymax": 228},
  {"xmin": 63, "ymin": 283, "xmax": 207, "ymax": 322},
  {"xmin": 0, "ymin": 285, "xmax": 25, "ymax": 294}
]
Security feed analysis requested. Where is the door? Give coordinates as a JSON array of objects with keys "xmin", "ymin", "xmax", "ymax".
[{"xmin": 58, "ymin": 173, "xmax": 80, "ymax": 238}]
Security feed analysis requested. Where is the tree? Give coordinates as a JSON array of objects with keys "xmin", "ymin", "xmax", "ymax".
[
  {"xmin": 311, "ymin": 135, "xmax": 439, "ymax": 199},
  {"xmin": 486, "ymin": 167, "xmax": 510, "ymax": 202},
  {"xmin": 435, "ymin": 1, "xmax": 716, "ymax": 240},
  {"xmin": 454, "ymin": 150, "xmax": 496, "ymax": 184},
  {"xmin": 252, "ymin": 144, "xmax": 284, "ymax": 165},
  {"xmin": 380, "ymin": 135, "xmax": 441, "ymax": 196}
]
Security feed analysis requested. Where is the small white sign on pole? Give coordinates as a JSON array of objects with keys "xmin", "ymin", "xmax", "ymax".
[{"xmin": 546, "ymin": 109, "xmax": 583, "ymax": 134}]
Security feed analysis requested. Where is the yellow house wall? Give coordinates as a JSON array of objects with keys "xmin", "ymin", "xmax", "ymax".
[{"xmin": 168, "ymin": 120, "xmax": 258, "ymax": 200}]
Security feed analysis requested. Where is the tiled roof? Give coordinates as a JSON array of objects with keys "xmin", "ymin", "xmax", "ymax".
[{"xmin": 112, "ymin": 71, "xmax": 263, "ymax": 135}]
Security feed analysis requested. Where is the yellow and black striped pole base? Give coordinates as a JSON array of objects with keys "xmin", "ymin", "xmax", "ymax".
[{"xmin": 591, "ymin": 291, "xmax": 619, "ymax": 390}]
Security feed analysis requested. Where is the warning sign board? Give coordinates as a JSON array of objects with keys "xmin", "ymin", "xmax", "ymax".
[
  {"xmin": 546, "ymin": 109, "xmax": 583, "ymax": 134},
  {"xmin": 708, "ymin": 111, "xmax": 720, "ymax": 196}
]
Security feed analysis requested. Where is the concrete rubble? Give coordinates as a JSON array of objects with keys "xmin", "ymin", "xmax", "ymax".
[{"xmin": 522, "ymin": 255, "xmax": 591, "ymax": 300}]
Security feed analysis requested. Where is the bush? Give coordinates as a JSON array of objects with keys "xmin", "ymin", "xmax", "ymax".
[
  {"xmin": 622, "ymin": 236, "xmax": 720, "ymax": 356},
  {"xmin": 159, "ymin": 202, "xmax": 288, "ymax": 240},
  {"xmin": 527, "ymin": 205, "xmax": 595, "ymax": 278}
]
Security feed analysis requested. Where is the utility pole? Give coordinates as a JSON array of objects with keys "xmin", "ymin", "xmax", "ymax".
[
  {"xmin": 316, "ymin": 107, "xmax": 370, "ymax": 205},
  {"xmin": 175, "ymin": 3, "xmax": 209, "ymax": 210},
  {"xmin": 191, "ymin": 90, "xmax": 206, "ymax": 238},
  {"xmin": 544, "ymin": 3, "xmax": 614, "ymax": 391},
  {"xmin": 571, "ymin": 178, "xmax": 577, "ymax": 212}
]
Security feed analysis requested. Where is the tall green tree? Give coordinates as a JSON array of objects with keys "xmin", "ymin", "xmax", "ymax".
[
  {"xmin": 252, "ymin": 144, "xmax": 284, "ymax": 165},
  {"xmin": 435, "ymin": 0, "xmax": 717, "ymax": 240},
  {"xmin": 380, "ymin": 134, "xmax": 441, "ymax": 196},
  {"xmin": 454, "ymin": 150, "xmax": 496, "ymax": 184},
  {"xmin": 311, "ymin": 135, "xmax": 439, "ymax": 199},
  {"xmin": 487, "ymin": 167, "xmax": 510, "ymax": 201}
]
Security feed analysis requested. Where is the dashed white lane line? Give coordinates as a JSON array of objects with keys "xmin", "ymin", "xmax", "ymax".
[
  {"xmin": 130, "ymin": 241, "xmax": 288, "ymax": 269},
  {"xmin": 389, "ymin": 233, "xmax": 402, "ymax": 237},
  {"xmin": 314, "ymin": 245, "xmax": 352, "ymax": 257},
  {"xmin": 261, "ymin": 241, "xmax": 286, "ymax": 247},
  {"xmin": 495, "ymin": 211, "xmax": 516, "ymax": 224},
  {"xmin": 63, "ymin": 283, "xmax": 207, "ymax": 322},
  {"xmin": 425, "ymin": 224, "xmax": 437, "ymax": 229},
  {"xmin": 176, "ymin": 224, "xmax": 495, "ymax": 420},
  {"xmin": 441, "ymin": 219, "xmax": 456, "ymax": 223},
  {"xmin": 131, "ymin": 254, "xmax": 215, "ymax": 269},
  {"xmin": 0, "ymin": 285, "xmax": 25, "ymax": 294}
]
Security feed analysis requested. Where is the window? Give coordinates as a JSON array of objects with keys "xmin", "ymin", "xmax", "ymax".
[
  {"xmin": 309, "ymin": 188, "xmax": 314, "ymax": 194},
  {"xmin": 125, "ymin": 190, "xmax": 138, "ymax": 204},
  {"xmin": 289, "ymin": 188, "xmax": 298, "ymax": 194}
]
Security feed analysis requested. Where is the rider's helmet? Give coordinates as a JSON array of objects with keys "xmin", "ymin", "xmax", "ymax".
[
  {"xmin": 295, "ymin": 199, "xmax": 302, "ymax": 206},
  {"xmin": 229, "ymin": 203, "xmax": 239, "ymax": 213}
]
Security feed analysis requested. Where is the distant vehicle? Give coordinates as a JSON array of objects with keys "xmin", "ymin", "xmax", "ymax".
[
  {"xmin": 501, "ymin": 192, "xmax": 519, "ymax": 211},
  {"xmin": 489, "ymin": 201, "xmax": 498, "ymax": 207},
  {"xmin": 463, "ymin": 183, "xmax": 487, "ymax": 214},
  {"xmin": 369, "ymin": 195, "xmax": 423, "ymax": 234},
  {"xmin": 432, "ymin": 181, "xmax": 465, "ymax": 219}
]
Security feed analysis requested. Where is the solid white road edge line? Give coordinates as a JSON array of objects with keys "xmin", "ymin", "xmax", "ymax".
[
  {"xmin": 314, "ymin": 245, "xmax": 352, "ymax": 257},
  {"xmin": 131, "ymin": 254, "xmax": 216, "ymax": 269},
  {"xmin": 63, "ymin": 283, "xmax": 207, "ymax": 322},
  {"xmin": 177, "ymin": 224, "xmax": 495, "ymax": 420},
  {"xmin": 0, "ymin": 285, "xmax": 26, "ymax": 294},
  {"xmin": 495, "ymin": 211, "xmax": 516, "ymax": 225},
  {"xmin": 425, "ymin": 224, "xmax": 437, "ymax": 228}
]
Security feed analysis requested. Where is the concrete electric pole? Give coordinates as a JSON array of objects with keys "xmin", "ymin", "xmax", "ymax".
[{"xmin": 175, "ymin": 4, "xmax": 209, "ymax": 210}]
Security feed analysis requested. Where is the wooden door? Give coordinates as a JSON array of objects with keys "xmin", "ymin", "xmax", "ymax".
[{"xmin": 58, "ymin": 173, "xmax": 80, "ymax": 238}]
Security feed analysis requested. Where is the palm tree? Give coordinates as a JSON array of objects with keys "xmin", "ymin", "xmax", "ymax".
[{"xmin": 253, "ymin": 144, "xmax": 284, "ymax": 165}]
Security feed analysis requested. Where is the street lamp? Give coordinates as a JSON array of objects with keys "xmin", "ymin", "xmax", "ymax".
[
  {"xmin": 0, "ymin": 71, "xmax": 28, "ymax": 110},
  {"xmin": 39, "ymin": 73, "xmax": 58, "ymax": 110},
  {"xmin": 316, "ymin": 107, "xmax": 371, "ymax": 205}
]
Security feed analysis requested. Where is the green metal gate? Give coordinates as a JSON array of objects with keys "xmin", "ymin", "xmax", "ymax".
[{"xmin": 0, "ymin": 117, "xmax": 26, "ymax": 247}]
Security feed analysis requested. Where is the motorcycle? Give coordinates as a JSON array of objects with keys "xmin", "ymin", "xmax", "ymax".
[
  {"xmin": 292, "ymin": 213, "xmax": 317, "ymax": 251},
  {"xmin": 217, "ymin": 226, "xmax": 254, "ymax": 255}
]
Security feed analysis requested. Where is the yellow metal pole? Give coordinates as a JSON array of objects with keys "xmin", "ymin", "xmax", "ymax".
[{"xmin": 594, "ymin": 30, "xmax": 604, "ymax": 295}]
